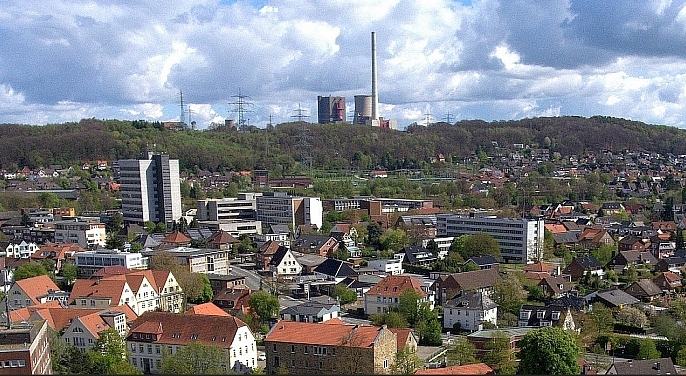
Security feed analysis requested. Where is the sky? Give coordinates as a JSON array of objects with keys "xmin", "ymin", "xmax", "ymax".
[{"xmin": 4, "ymin": 0, "xmax": 686, "ymax": 130}]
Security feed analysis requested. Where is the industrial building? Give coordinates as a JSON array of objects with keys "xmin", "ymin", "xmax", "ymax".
[{"xmin": 317, "ymin": 96, "xmax": 346, "ymax": 124}]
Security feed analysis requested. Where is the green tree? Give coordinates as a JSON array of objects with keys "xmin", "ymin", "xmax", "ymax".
[
  {"xmin": 89, "ymin": 328, "xmax": 142, "ymax": 374},
  {"xmin": 518, "ymin": 327, "xmax": 581, "ymax": 375},
  {"xmin": 449, "ymin": 234, "xmax": 468, "ymax": 254},
  {"xmin": 161, "ymin": 341, "xmax": 233, "ymax": 374},
  {"xmin": 446, "ymin": 336, "xmax": 477, "ymax": 366},
  {"xmin": 482, "ymin": 331, "xmax": 517, "ymax": 374},
  {"xmin": 588, "ymin": 303, "xmax": 615, "ymax": 333},
  {"xmin": 144, "ymin": 220, "xmax": 156, "ymax": 233},
  {"xmin": 491, "ymin": 272, "xmax": 526, "ymax": 316},
  {"xmin": 378, "ymin": 228, "xmax": 410, "ymax": 252},
  {"xmin": 60, "ymin": 261, "xmax": 78, "ymax": 287},
  {"xmin": 397, "ymin": 288, "xmax": 423, "ymax": 326},
  {"xmin": 12, "ymin": 262, "xmax": 48, "ymax": 282},
  {"xmin": 367, "ymin": 222, "xmax": 383, "ymax": 247},
  {"xmin": 370, "ymin": 311, "xmax": 409, "ymax": 328},
  {"xmin": 248, "ymin": 291, "xmax": 280, "ymax": 327},
  {"xmin": 200, "ymin": 273, "xmax": 214, "ymax": 303},
  {"xmin": 461, "ymin": 232, "xmax": 500, "ymax": 260},
  {"xmin": 591, "ymin": 244, "xmax": 615, "ymax": 266},
  {"xmin": 616, "ymin": 306, "xmax": 648, "ymax": 328},
  {"xmin": 676, "ymin": 346, "xmax": 686, "ymax": 367},
  {"xmin": 332, "ymin": 283, "xmax": 357, "ymax": 306},
  {"xmin": 391, "ymin": 346, "xmax": 423, "ymax": 374}
]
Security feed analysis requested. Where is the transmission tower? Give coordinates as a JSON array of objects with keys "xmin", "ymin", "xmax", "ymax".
[
  {"xmin": 229, "ymin": 88, "xmax": 254, "ymax": 132},
  {"xmin": 292, "ymin": 104, "xmax": 311, "ymax": 169},
  {"xmin": 186, "ymin": 105, "xmax": 195, "ymax": 130},
  {"xmin": 179, "ymin": 90, "xmax": 186, "ymax": 127},
  {"xmin": 424, "ymin": 108, "xmax": 433, "ymax": 127},
  {"xmin": 444, "ymin": 111, "xmax": 454, "ymax": 124}
]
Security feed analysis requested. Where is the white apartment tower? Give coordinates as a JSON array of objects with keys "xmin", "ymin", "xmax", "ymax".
[
  {"xmin": 118, "ymin": 152, "xmax": 182, "ymax": 227},
  {"xmin": 436, "ymin": 214, "xmax": 544, "ymax": 264}
]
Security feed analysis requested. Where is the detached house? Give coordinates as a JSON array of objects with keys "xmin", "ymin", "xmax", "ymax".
[
  {"xmin": 269, "ymin": 247, "xmax": 302, "ymax": 279},
  {"xmin": 654, "ymin": 271, "xmax": 682, "ymax": 292},
  {"xmin": 538, "ymin": 276, "xmax": 572, "ymax": 299},
  {"xmin": 442, "ymin": 291, "xmax": 498, "ymax": 331},
  {"xmin": 518, "ymin": 305, "xmax": 576, "ymax": 331},
  {"xmin": 624, "ymin": 279, "xmax": 663, "ymax": 301},
  {"xmin": 563, "ymin": 256, "xmax": 605, "ymax": 281},
  {"xmin": 606, "ymin": 251, "xmax": 657, "ymax": 273},
  {"xmin": 2, "ymin": 275, "xmax": 62, "ymax": 310},
  {"xmin": 429, "ymin": 269, "xmax": 501, "ymax": 306},
  {"xmin": 365, "ymin": 275, "xmax": 432, "ymax": 315}
]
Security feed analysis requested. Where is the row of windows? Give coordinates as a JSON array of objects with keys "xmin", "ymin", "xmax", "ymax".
[
  {"xmin": 277, "ymin": 344, "xmax": 336, "ymax": 357},
  {"xmin": 0, "ymin": 360, "xmax": 26, "ymax": 368}
]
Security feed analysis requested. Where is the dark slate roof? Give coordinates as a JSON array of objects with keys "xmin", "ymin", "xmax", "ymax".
[
  {"xmin": 572, "ymin": 256, "xmax": 602, "ymax": 269},
  {"xmin": 609, "ymin": 357, "xmax": 676, "ymax": 375},
  {"xmin": 269, "ymin": 224, "xmax": 291, "ymax": 235},
  {"xmin": 187, "ymin": 228, "xmax": 217, "ymax": 240},
  {"xmin": 518, "ymin": 304, "xmax": 568, "ymax": 327},
  {"xmin": 553, "ymin": 231, "xmax": 579, "ymax": 244},
  {"xmin": 292, "ymin": 234, "xmax": 334, "ymax": 249},
  {"xmin": 586, "ymin": 288, "xmax": 639, "ymax": 308},
  {"xmin": 401, "ymin": 246, "xmax": 437, "ymax": 264},
  {"xmin": 659, "ymin": 256, "xmax": 686, "ymax": 266},
  {"xmin": 547, "ymin": 295, "xmax": 586, "ymax": 311},
  {"xmin": 313, "ymin": 258, "xmax": 358, "ymax": 278},
  {"xmin": 466, "ymin": 255, "xmax": 499, "ymax": 266},
  {"xmin": 626, "ymin": 279, "xmax": 662, "ymax": 296},
  {"xmin": 268, "ymin": 246, "xmax": 291, "ymax": 266}
]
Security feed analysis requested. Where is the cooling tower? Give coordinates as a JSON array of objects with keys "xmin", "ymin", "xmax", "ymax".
[{"xmin": 354, "ymin": 95, "xmax": 372, "ymax": 124}]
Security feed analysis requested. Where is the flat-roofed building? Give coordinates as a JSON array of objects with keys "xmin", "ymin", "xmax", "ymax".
[
  {"xmin": 437, "ymin": 214, "xmax": 544, "ymax": 264},
  {"xmin": 141, "ymin": 247, "xmax": 230, "ymax": 275},
  {"xmin": 0, "ymin": 320, "xmax": 52, "ymax": 375},
  {"xmin": 74, "ymin": 249, "xmax": 149, "ymax": 278}
]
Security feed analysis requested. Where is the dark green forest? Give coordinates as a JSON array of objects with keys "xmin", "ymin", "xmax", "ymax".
[{"xmin": 2, "ymin": 115, "xmax": 685, "ymax": 175}]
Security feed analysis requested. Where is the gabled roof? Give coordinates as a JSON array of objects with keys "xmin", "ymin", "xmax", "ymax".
[
  {"xmin": 658, "ymin": 271, "xmax": 682, "ymax": 283},
  {"xmin": 259, "ymin": 240, "xmax": 282, "ymax": 255},
  {"xmin": 265, "ymin": 319, "xmax": 386, "ymax": 348},
  {"xmin": 279, "ymin": 301, "xmax": 339, "ymax": 317},
  {"xmin": 128, "ymin": 311, "xmax": 247, "ymax": 347},
  {"xmin": 76, "ymin": 312, "xmax": 110, "ymax": 338},
  {"xmin": 91, "ymin": 265, "xmax": 131, "ymax": 279},
  {"xmin": 14, "ymin": 275, "xmax": 61, "ymax": 305},
  {"xmin": 313, "ymin": 258, "xmax": 358, "ymax": 278},
  {"xmin": 431, "ymin": 268, "xmax": 501, "ymax": 293},
  {"xmin": 626, "ymin": 278, "xmax": 662, "ymax": 297},
  {"xmin": 570, "ymin": 255, "xmax": 602, "ymax": 269},
  {"xmin": 388, "ymin": 327, "xmax": 415, "ymax": 351},
  {"xmin": 185, "ymin": 302, "xmax": 231, "ymax": 317},
  {"xmin": 268, "ymin": 246, "xmax": 295, "ymax": 267},
  {"xmin": 367, "ymin": 275, "xmax": 426, "ymax": 298},
  {"xmin": 586, "ymin": 288, "xmax": 639, "ymax": 307},
  {"xmin": 444, "ymin": 291, "xmax": 497, "ymax": 311},
  {"xmin": 465, "ymin": 255, "xmax": 499, "ymax": 266},
  {"xmin": 68, "ymin": 278, "xmax": 128, "ymax": 305},
  {"xmin": 523, "ymin": 261, "xmax": 554, "ymax": 273}
]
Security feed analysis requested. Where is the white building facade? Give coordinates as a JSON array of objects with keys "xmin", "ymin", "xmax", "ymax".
[
  {"xmin": 53, "ymin": 219, "xmax": 107, "ymax": 249},
  {"xmin": 436, "ymin": 215, "xmax": 544, "ymax": 264}
]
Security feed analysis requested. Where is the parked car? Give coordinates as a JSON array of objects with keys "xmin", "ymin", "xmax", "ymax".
[{"xmin": 257, "ymin": 352, "xmax": 266, "ymax": 361}]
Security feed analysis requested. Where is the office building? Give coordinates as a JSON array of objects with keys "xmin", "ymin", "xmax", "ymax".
[
  {"xmin": 436, "ymin": 215, "xmax": 544, "ymax": 264},
  {"xmin": 256, "ymin": 192, "xmax": 323, "ymax": 231},
  {"xmin": 0, "ymin": 320, "xmax": 52, "ymax": 375},
  {"xmin": 118, "ymin": 152, "xmax": 182, "ymax": 227},
  {"xmin": 53, "ymin": 218, "xmax": 107, "ymax": 249}
]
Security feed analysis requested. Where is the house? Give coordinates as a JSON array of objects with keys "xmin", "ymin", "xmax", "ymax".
[
  {"xmin": 606, "ymin": 251, "xmax": 657, "ymax": 273},
  {"xmin": 212, "ymin": 287, "xmax": 252, "ymax": 316},
  {"xmin": 279, "ymin": 300, "xmax": 340, "ymax": 323},
  {"xmin": 585, "ymin": 288, "xmax": 640, "ymax": 310},
  {"xmin": 29, "ymin": 243, "xmax": 87, "ymax": 273},
  {"xmin": 2, "ymin": 275, "xmax": 62, "ymax": 310},
  {"xmin": 207, "ymin": 273, "xmax": 247, "ymax": 295},
  {"xmin": 577, "ymin": 228, "xmax": 616, "ymax": 249},
  {"xmin": 653, "ymin": 256, "xmax": 686, "ymax": 273},
  {"xmin": 294, "ymin": 253, "xmax": 328, "ymax": 275},
  {"xmin": 61, "ymin": 309, "xmax": 131, "ymax": 352},
  {"xmin": 443, "ymin": 291, "xmax": 498, "ymax": 331},
  {"xmin": 624, "ymin": 279, "xmax": 663, "ymax": 301},
  {"xmin": 264, "ymin": 320, "xmax": 399, "ymax": 375},
  {"xmin": 414, "ymin": 363, "xmax": 494, "ymax": 375},
  {"xmin": 367, "ymin": 258, "xmax": 405, "ymax": 276},
  {"xmin": 522, "ymin": 261, "xmax": 554, "ymax": 281},
  {"xmin": 466, "ymin": 327, "xmax": 535, "ymax": 358},
  {"xmin": 256, "ymin": 241, "xmax": 282, "ymax": 270},
  {"xmin": 606, "ymin": 357, "xmax": 676, "ymax": 375},
  {"xmin": 653, "ymin": 271, "xmax": 682, "ymax": 292},
  {"xmin": 429, "ymin": 269, "xmax": 502, "ymax": 306},
  {"xmin": 538, "ymin": 276, "xmax": 572, "ymax": 299},
  {"xmin": 518, "ymin": 305, "xmax": 577, "ymax": 331},
  {"xmin": 329, "ymin": 224, "xmax": 362, "ymax": 258},
  {"xmin": 313, "ymin": 258, "xmax": 358, "ymax": 283},
  {"xmin": 291, "ymin": 234, "xmax": 339, "ymax": 258},
  {"xmin": 2, "ymin": 240, "xmax": 40, "ymax": 259},
  {"xmin": 388, "ymin": 327, "xmax": 418, "ymax": 353},
  {"xmin": 206, "ymin": 229, "xmax": 239, "ymax": 251},
  {"xmin": 617, "ymin": 236, "xmax": 649, "ymax": 253},
  {"xmin": 563, "ymin": 256, "xmax": 605, "ymax": 281},
  {"xmin": 397, "ymin": 246, "xmax": 437, "ymax": 267},
  {"xmin": 269, "ymin": 246, "xmax": 302, "ymax": 280},
  {"xmin": 364, "ymin": 275, "xmax": 432, "ymax": 315},
  {"xmin": 127, "ymin": 310, "xmax": 257, "ymax": 374},
  {"xmin": 463, "ymin": 256, "xmax": 499, "ymax": 271}
]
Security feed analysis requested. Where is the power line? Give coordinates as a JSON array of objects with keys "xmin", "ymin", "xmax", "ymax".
[{"xmin": 229, "ymin": 87, "xmax": 254, "ymax": 132}]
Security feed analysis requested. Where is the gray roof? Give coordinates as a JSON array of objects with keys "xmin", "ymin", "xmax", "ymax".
[
  {"xmin": 586, "ymin": 288, "xmax": 639, "ymax": 308},
  {"xmin": 444, "ymin": 291, "xmax": 497, "ymax": 311},
  {"xmin": 609, "ymin": 357, "xmax": 676, "ymax": 375},
  {"xmin": 279, "ymin": 300, "xmax": 340, "ymax": 317}
]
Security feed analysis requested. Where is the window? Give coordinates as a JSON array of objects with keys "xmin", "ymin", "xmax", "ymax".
[
  {"xmin": 147, "ymin": 344, "xmax": 152, "ymax": 354},
  {"xmin": 155, "ymin": 345, "xmax": 161, "ymax": 354},
  {"xmin": 273, "ymin": 344, "xmax": 277, "ymax": 352},
  {"xmin": 132, "ymin": 358, "xmax": 138, "ymax": 367},
  {"xmin": 537, "ymin": 311, "xmax": 544, "ymax": 319},
  {"xmin": 383, "ymin": 359, "xmax": 389, "ymax": 369},
  {"xmin": 304, "ymin": 346, "xmax": 308, "ymax": 354},
  {"xmin": 291, "ymin": 345, "xmax": 295, "ymax": 353},
  {"xmin": 139, "ymin": 344, "xmax": 144, "ymax": 353}
]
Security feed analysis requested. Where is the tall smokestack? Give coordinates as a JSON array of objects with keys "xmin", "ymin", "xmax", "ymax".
[{"xmin": 371, "ymin": 31, "xmax": 379, "ymax": 121}]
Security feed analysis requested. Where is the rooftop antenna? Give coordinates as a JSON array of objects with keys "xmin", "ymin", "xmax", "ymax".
[{"xmin": 230, "ymin": 88, "xmax": 254, "ymax": 132}]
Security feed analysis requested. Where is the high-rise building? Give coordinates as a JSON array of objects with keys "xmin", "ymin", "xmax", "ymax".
[
  {"xmin": 436, "ymin": 214, "xmax": 544, "ymax": 264},
  {"xmin": 256, "ymin": 192, "xmax": 323, "ymax": 231},
  {"xmin": 317, "ymin": 96, "xmax": 346, "ymax": 124},
  {"xmin": 118, "ymin": 152, "xmax": 182, "ymax": 227}
]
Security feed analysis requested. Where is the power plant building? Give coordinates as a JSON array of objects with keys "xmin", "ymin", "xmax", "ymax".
[
  {"xmin": 117, "ymin": 152, "xmax": 182, "ymax": 228},
  {"xmin": 317, "ymin": 96, "xmax": 346, "ymax": 124}
]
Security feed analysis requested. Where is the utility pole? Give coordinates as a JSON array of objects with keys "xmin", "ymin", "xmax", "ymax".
[{"xmin": 424, "ymin": 108, "xmax": 433, "ymax": 127}]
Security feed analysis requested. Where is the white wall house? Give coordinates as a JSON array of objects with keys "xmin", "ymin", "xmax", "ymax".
[
  {"xmin": 367, "ymin": 258, "xmax": 404, "ymax": 275},
  {"xmin": 442, "ymin": 291, "xmax": 498, "ymax": 331}
]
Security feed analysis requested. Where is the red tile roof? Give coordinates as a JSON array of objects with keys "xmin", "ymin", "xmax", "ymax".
[
  {"xmin": 265, "ymin": 320, "xmax": 386, "ymax": 348},
  {"xmin": 77, "ymin": 312, "xmax": 110, "ymax": 337},
  {"xmin": 161, "ymin": 231, "xmax": 191, "ymax": 244},
  {"xmin": 185, "ymin": 302, "xmax": 231, "ymax": 317},
  {"xmin": 389, "ymin": 327, "xmax": 414, "ymax": 351},
  {"xmin": 414, "ymin": 363, "xmax": 494, "ymax": 375},
  {"xmin": 366, "ymin": 275, "xmax": 426, "ymax": 298},
  {"xmin": 15, "ymin": 275, "xmax": 61, "ymax": 305},
  {"xmin": 523, "ymin": 261, "xmax": 554, "ymax": 273},
  {"xmin": 91, "ymin": 265, "xmax": 131, "ymax": 278},
  {"xmin": 68, "ymin": 278, "xmax": 128, "ymax": 305}
]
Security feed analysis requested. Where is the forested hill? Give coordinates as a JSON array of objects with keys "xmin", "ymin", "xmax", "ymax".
[{"xmin": 2, "ymin": 115, "xmax": 686, "ymax": 173}]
